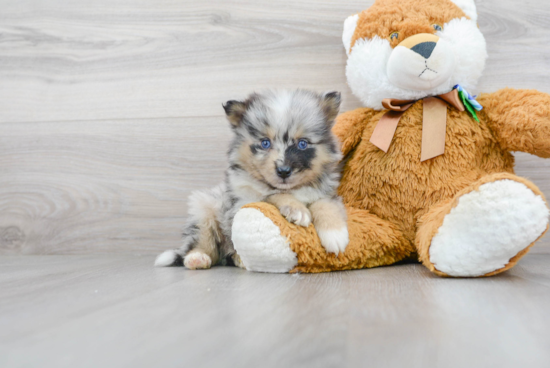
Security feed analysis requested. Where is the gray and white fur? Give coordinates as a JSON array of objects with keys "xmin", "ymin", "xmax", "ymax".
[{"xmin": 155, "ymin": 89, "xmax": 349, "ymax": 269}]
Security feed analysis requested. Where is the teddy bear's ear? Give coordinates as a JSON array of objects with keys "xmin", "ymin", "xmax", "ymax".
[
  {"xmin": 449, "ymin": 0, "xmax": 478, "ymax": 22},
  {"xmin": 342, "ymin": 14, "xmax": 359, "ymax": 55}
]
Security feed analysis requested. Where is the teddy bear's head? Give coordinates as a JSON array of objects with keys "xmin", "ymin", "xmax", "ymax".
[{"xmin": 343, "ymin": 0, "xmax": 487, "ymax": 110}]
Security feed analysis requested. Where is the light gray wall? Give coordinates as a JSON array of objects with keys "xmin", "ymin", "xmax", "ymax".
[{"xmin": 1, "ymin": 0, "xmax": 549, "ymax": 254}]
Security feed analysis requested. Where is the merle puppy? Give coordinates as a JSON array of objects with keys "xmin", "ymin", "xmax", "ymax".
[{"xmin": 155, "ymin": 89, "xmax": 349, "ymax": 269}]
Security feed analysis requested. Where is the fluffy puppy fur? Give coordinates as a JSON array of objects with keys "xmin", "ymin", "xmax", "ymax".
[{"xmin": 155, "ymin": 89, "xmax": 348, "ymax": 269}]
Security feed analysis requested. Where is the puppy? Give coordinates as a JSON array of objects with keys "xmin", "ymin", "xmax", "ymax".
[{"xmin": 155, "ymin": 89, "xmax": 349, "ymax": 269}]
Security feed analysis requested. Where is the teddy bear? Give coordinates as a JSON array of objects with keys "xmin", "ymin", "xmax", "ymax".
[{"xmin": 230, "ymin": 0, "xmax": 550, "ymax": 277}]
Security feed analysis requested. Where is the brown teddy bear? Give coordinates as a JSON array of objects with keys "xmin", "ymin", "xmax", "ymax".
[{"xmin": 231, "ymin": 0, "xmax": 550, "ymax": 277}]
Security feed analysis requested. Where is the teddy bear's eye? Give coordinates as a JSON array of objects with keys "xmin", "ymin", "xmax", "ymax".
[
  {"xmin": 390, "ymin": 32, "xmax": 399, "ymax": 41},
  {"xmin": 432, "ymin": 24, "xmax": 443, "ymax": 32}
]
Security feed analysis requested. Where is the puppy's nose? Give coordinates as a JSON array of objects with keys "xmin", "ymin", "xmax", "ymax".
[
  {"xmin": 411, "ymin": 42, "xmax": 437, "ymax": 59},
  {"xmin": 276, "ymin": 166, "xmax": 292, "ymax": 179}
]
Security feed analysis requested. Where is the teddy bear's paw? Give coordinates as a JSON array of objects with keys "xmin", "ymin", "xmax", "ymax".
[
  {"xmin": 232, "ymin": 207, "xmax": 298, "ymax": 273},
  {"xmin": 429, "ymin": 179, "xmax": 549, "ymax": 277},
  {"xmin": 317, "ymin": 226, "xmax": 349, "ymax": 256},
  {"xmin": 279, "ymin": 205, "xmax": 312, "ymax": 227},
  {"xmin": 183, "ymin": 252, "xmax": 212, "ymax": 270}
]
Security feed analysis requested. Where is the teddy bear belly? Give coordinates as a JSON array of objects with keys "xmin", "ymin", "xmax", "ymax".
[{"xmin": 338, "ymin": 119, "xmax": 515, "ymax": 244}]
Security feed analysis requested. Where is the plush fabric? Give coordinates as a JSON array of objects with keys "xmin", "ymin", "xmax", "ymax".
[
  {"xmin": 345, "ymin": 0, "xmax": 487, "ymax": 109},
  {"xmin": 231, "ymin": 0, "xmax": 550, "ymax": 276}
]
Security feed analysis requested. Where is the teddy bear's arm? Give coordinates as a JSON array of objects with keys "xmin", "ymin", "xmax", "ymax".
[
  {"xmin": 478, "ymin": 88, "xmax": 550, "ymax": 158},
  {"xmin": 332, "ymin": 108, "xmax": 377, "ymax": 156}
]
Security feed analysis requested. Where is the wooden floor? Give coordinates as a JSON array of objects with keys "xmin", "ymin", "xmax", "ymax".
[{"xmin": 1, "ymin": 254, "xmax": 550, "ymax": 368}]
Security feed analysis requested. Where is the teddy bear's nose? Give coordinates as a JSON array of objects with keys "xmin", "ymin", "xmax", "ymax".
[{"xmin": 411, "ymin": 42, "xmax": 437, "ymax": 59}]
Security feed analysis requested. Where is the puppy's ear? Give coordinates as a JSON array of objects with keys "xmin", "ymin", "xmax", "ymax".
[
  {"xmin": 223, "ymin": 100, "xmax": 246, "ymax": 127},
  {"xmin": 320, "ymin": 91, "xmax": 341, "ymax": 123}
]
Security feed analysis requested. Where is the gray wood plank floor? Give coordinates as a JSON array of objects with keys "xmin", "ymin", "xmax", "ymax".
[
  {"xmin": 1, "ymin": 254, "xmax": 550, "ymax": 368},
  {"xmin": 1, "ymin": 0, "xmax": 550, "ymax": 254}
]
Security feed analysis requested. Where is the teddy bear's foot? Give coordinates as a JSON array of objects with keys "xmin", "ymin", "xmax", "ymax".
[
  {"xmin": 232, "ymin": 206, "xmax": 298, "ymax": 273},
  {"xmin": 417, "ymin": 173, "xmax": 549, "ymax": 277}
]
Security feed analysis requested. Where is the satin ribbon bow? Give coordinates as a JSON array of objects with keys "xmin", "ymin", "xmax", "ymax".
[{"xmin": 369, "ymin": 89, "xmax": 467, "ymax": 162}]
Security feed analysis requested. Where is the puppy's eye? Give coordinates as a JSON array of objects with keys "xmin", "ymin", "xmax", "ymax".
[
  {"xmin": 297, "ymin": 139, "xmax": 308, "ymax": 150},
  {"xmin": 432, "ymin": 24, "xmax": 443, "ymax": 32},
  {"xmin": 390, "ymin": 32, "xmax": 399, "ymax": 41},
  {"xmin": 260, "ymin": 139, "xmax": 271, "ymax": 149}
]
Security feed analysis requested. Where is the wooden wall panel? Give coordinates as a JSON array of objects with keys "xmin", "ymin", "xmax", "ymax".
[{"xmin": 1, "ymin": 0, "xmax": 549, "ymax": 254}]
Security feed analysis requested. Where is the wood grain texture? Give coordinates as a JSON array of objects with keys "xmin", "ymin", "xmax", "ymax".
[
  {"xmin": 0, "ymin": 0, "xmax": 549, "ymax": 254},
  {"xmin": 0, "ymin": 117, "xmax": 232, "ymax": 254},
  {"xmin": 1, "ymin": 254, "xmax": 550, "ymax": 368}
]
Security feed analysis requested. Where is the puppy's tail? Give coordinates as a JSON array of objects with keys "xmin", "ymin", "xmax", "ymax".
[
  {"xmin": 154, "ymin": 185, "xmax": 225, "ymax": 267},
  {"xmin": 154, "ymin": 249, "xmax": 184, "ymax": 267}
]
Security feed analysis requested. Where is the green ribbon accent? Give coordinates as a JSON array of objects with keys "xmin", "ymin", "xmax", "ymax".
[{"xmin": 458, "ymin": 89, "xmax": 480, "ymax": 122}]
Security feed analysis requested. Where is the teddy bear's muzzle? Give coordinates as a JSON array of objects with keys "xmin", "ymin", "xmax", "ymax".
[{"xmin": 386, "ymin": 33, "xmax": 456, "ymax": 92}]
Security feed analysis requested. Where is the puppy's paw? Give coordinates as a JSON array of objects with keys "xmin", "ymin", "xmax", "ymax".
[
  {"xmin": 184, "ymin": 252, "xmax": 212, "ymax": 270},
  {"xmin": 231, "ymin": 253, "xmax": 246, "ymax": 269},
  {"xmin": 279, "ymin": 205, "xmax": 312, "ymax": 227},
  {"xmin": 317, "ymin": 227, "xmax": 349, "ymax": 256}
]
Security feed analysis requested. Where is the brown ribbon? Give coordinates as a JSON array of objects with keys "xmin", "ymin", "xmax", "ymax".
[{"xmin": 369, "ymin": 89, "xmax": 465, "ymax": 162}]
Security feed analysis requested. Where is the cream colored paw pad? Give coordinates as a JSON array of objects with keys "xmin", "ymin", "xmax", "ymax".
[
  {"xmin": 184, "ymin": 253, "xmax": 212, "ymax": 270},
  {"xmin": 430, "ymin": 179, "xmax": 549, "ymax": 276},
  {"xmin": 232, "ymin": 208, "xmax": 298, "ymax": 273},
  {"xmin": 317, "ymin": 227, "xmax": 349, "ymax": 256},
  {"xmin": 280, "ymin": 205, "xmax": 311, "ymax": 227}
]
